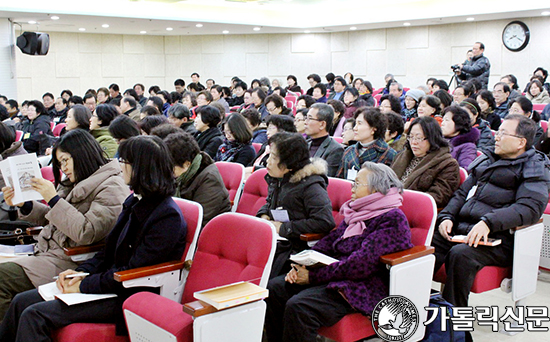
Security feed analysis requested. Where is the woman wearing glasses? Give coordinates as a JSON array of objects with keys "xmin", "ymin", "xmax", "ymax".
[
  {"xmin": 0, "ymin": 129, "xmax": 129, "ymax": 319},
  {"xmin": 265, "ymin": 162, "xmax": 413, "ymax": 342},
  {"xmin": 391, "ymin": 116, "xmax": 460, "ymax": 208}
]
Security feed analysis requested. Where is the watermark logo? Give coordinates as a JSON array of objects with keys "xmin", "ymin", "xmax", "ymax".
[{"xmin": 372, "ymin": 295, "xmax": 419, "ymax": 341}]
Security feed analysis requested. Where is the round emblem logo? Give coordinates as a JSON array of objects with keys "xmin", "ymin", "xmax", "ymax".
[{"xmin": 372, "ymin": 295, "xmax": 419, "ymax": 341}]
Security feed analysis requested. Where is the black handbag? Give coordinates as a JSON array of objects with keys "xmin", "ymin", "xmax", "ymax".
[{"xmin": 0, "ymin": 192, "xmax": 37, "ymax": 245}]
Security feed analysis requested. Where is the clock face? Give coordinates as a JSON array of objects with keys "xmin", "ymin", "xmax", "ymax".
[{"xmin": 502, "ymin": 21, "xmax": 530, "ymax": 52}]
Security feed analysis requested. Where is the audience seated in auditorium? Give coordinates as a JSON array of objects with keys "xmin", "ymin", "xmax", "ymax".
[
  {"xmin": 325, "ymin": 72, "xmax": 335, "ymax": 91},
  {"xmin": 391, "ymin": 116, "xmax": 460, "ymax": 208},
  {"xmin": 452, "ymin": 83, "xmax": 474, "ymax": 105},
  {"xmin": 342, "ymin": 87, "xmax": 366, "ymax": 119},
  {"xmin": 265, "ymin": 162, "xmax": 413, "ymax": 342},
  {"xmin": 340, "ymin": 118, "xmax": 356, "ymax": 147},
  {"xmin": 215, "ymin": 113, "xmax": 256, "ymax": 166},
  {"xmin": 210, "ymin": 85, "xmax": 230, "ymax": 113},
  {"xmin": 90, "ymin": 104, "xmax": 119, "ymax": 158},
  {"xmin": 434, "ymin": 114, "xmax": 550, "ymax": 309},
  {"xmin": 524, "ymin": 67, "xmax": 550, "ymax": 94},
  {"xmin": 265, "ymin": 94, "xmax": 292, "ymax": 116},
  {"xmin": 0, "ymin": 122, "xmax": 27, "ymax": 189},
  {"xmin": 304, "ymin": 104, "xmax": 344, "ymax": 177},
  {"xmin": 42, "ymin": 93, "xmax": 55, "ymax": 116},
  {"xmin": 433, "ymin": 89, "xmax": 453, "ymax": 112},
  {"xmin": 165, "ymin": 132, "xmax": 231, "ymax": 226},
  {"xmin": 108, "ymin": 115, "xmax": 140, "ymax": 157},
  {"xmin": 229, "ymin": 81, "xmax": 247, "ymax": 107},
  {"xmin": 306, "ymin": 74, "xmax": 321, "ymax": 96},
  {"xmin": 500, "ymin": 74, "xmax": 521, "ymax": 101},
  {"xmin": 251, "ymin": 88, "xmax": 269, "ymax": 120},
  {"xmin": 20, "ymin": 100, "xmax": 53, "ymax": 155},
  {"xmin": 358, "ymin": 79, "xmax": 376, "ymax": 107},
  {"xmin": 493, "ymin": 82, "xmax": 511, "ymax": 119},
  {"xmin": 385, "ymin": 112, "xmax": 407, "ymax": 152},
  {"xmin": 327, "ymin": 76, "xmax": 347, "ymax": 101},
  {"xmin": 241, "ymin": 108, "xmax": 267, "ymax": 144},
  {"xmin": 459, "ymin": 98, "xmax": 495, "ymax": 152},
  {"xmin": 0, "ymin": 129, "xmax": 129, "ymax": 320},
  {"xmin": 441, "ymin": 106, "xmax": 480, "ymax": 169},
  {"xmin": 139, "ymin": 114, "xmax": 168, "ymax": 135},
  {"xmin": 476, "ymin": 90, "xmax": 501, "ymax": 130},
  {"xmin": 297, "ymin": 94, "xmax": 315, "ymax": 110},
  {"xmin": 294, "ymin": 109, "xmax": 307, "ymax": 137},
  {"xmin": 389, "ymin": 81, "xmax": 406, "ymax": 109},
  {"xmin": 327, "ymin": 99, "xmax": 345, "ymax": 137},
  {"xmin": 120, "ymin": 97, "xmax": 139, "ymax": 122},
  {"xmin": 526, "ymin": 79, "xmax": 550, "ymax": 104},
  {"xmin": 416, "ymin": 95, "xmax": 442, "ymax": 127},
  {"xmin": 193, "ymin": 105, "xmax": 224, "ymax": 159},
  {"xmin": 257, "ymin": 132, "xmax": 334, "ymax": 278},
  {"xmin": 401, "ymin": 88, "xmax": 424, "ymax": 122},
  {"xmin": 508, "ymin": 96, "xmax": 544, "ymax": 145},
  {"xmin": 337, "ymin": 107, "xmax": 397, "ymax": 179},
  {"xmin": 97, "ymin": 87, "xmax": 110, "ymax": 105},
  {"xmin": 285, "ymin": 75, "xmax": 301, "ymax": 94},
  {"xmin": 52, "ymin": 97, "xmax": 68, "ymax": 124},
  {"xmin": 60, "ymin": 90, "xmax": 72, "ymax": 102},
  {"xmin": 133, "ymin": 83, "xmax": 148, "ymax": 107},
  {"xmin": 379, "ymin": 94, "xmax": 401, "ymax": 115},
  {"xmin": 65, "ymin": 104, "xmax": 92, "ymax": 133},
  {"xmin": 167, "ymin": 103, "xmax": 196, "ymax": 135}
]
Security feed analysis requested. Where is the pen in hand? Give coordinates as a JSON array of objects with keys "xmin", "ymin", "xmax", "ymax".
[{"xmin": 53, "ymin": 272, "xmax": 89, "ymax": 280}]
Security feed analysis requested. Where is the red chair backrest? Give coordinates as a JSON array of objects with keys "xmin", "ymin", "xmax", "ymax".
[
  {"xmin": 181, "ymin": 213, "xmax": 274, "ymax": 303},
  {"xmin": 459, "ymin": 167, "xmax": 468, "ymax": 185},
  {"xmin": 286, "ymin": 100, "xmax": 294, "ymax": 109},
  {"xmin": 15, "ymin": 130, "xmax": 23, "ymax": 141},
  {"xmin": 41, "ymin": 166, "xmax": 57, "ymax": 183},
  {"xmin": 540, "ymin": 120, "xmax": 548, "ymax": 133},
  {"xmin": 215, "ymin": 162, "xmax": 244, "ymax": 206},
  {"xmin": 53, "ymin": 123, "xmax": 67, "ymax": 137},
  {"xmin": 252, "ymin": 143, "xmax": 262, "ymax": 155},
  {"xmin": 333, "ymin": 136, "xmax": 343, "ymax": 144},
  {"xmin": 50, "ymin": 121, "xmax": 55, "ymax": 131},
  {"xmin": 236, "ymin": 168, "xmax": 268, "ymax": 216},
  {"xmin": 172, "ymin": 198, "xmax": 203, "ymax": 260},
  {"xmin": 533, "ymin": 103, "xmax": 546, "ymax": 112},
  {"xmin": 399, "ymin": 190, "xmax": 436, "ymax": 246},
  {"xmin": 285, "ymin": 95, "xmax": 297, "ymax": 105},
  {"xmin": 327, "ymin": 177, "xmax": 352, "ymax": 227},
  {"xmin": 374, "ymin": 94, "xmax": 382, "ymax": 104},
  {"xmin": 476, "ymin": 150, "xmax": 483, "ymax": 157}
]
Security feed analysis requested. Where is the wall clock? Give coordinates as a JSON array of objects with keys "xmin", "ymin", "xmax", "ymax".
[{"xmin": 502, "ymin": 21, "xmax": 530, "ymax": 52}]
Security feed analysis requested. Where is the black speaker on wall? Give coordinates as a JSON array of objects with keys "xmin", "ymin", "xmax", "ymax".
[{"xmin": 16, "ymin": 32, "xmax": 50, "ymax": 55}]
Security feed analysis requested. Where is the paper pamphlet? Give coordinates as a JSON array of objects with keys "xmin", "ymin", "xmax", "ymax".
[
  {"xmin": 0, "ymin": 153, "xmax": 43, "ymax": 204},
  {"xmin": 0, "ymin": 244, "xmax": 34, "ymax": 257},
  {"xmin": 289, "ymin": 250, "xmax": 339, "ymax": 267},
  {"xmin": 450, "ymin": 235, "xmax": 502, "ymax": 246},
  {"xmin": 194, "ymin": 281, "xmax": 268, "ymax": 310},
  {"xmin": 38, "ymin": 281, "xmax": 117, "ymax": 305}
]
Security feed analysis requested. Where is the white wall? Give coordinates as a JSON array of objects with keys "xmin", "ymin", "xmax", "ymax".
[
  {"xmin": 14, "ymin": 16, "xmax": 550, "ymax": 101},
  {"xmin": 0, "ymin": 19, "xmax": 17, "ymax": 99}
]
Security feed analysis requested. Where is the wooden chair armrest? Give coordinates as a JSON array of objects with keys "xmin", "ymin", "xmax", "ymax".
[
  {"xmin": 114, "ymin": 260, "xmax": 185, "ymax": 282},
  {"xmin": 25, "ymin": 226, "xmax": 43, "ymax": 236},
  {"xmin": 183, "ymin": 300, "xmax": 219, "ymax": 318},
  {"xmin": 300, "ymin": 233, "xmax": 326, "ymax": 242},
  {"xmin": 62, "ymin": 243, "xmax": 104, "ymax": 256},
  {"xmin": 380, "ymin": 246, "xmax": 434, "ymax": 266},
  {"xmin": 512, "ymin": 218, "xmax": 543, "ymax": 231}
]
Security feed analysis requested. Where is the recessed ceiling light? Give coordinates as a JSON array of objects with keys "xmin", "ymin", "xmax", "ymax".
[
  {"xmin": 79, "ymin": 28, "xmax": 86, "ymax": 31},
  {"xmin": 140, "ymin": 31, "xmax": 147, "ymax": 34},
  {"xmin": 222, "ymin": 30, "xmax": 229, "ymax": 34},
  {"xmin": 403, "ymin": 22, "xmax": 411, "ymax": 26},
  {"xmin": 253, "ymin": 27, "xmax": 261, "ymax": 31},
  {"xmin": 466, "ymin": 17, "xmax": 475, "ymax": 21},
  {"xmin": 304, "ymin": 30, "xmax": 311, "ymax": 34},
  {"xmin": 283, "ymin": 0, "xmax": 293, "ymax": 2},
  {"xmin": 542, "ymin": 11, "xmax": 550, "ymax": 16},
  {"xmin": 166, "ymin": 27, "xmax": 173, "ymax": 31},
  {"xmin": 350, "ymin": 27, "xmax": 357, "ymax": 31},
  {"xmin": 50, "ymin": 16, "xmax": 59, "ymax": 20},
  {"xmin": 28, "ymin": 21, "xmax": 36, "ymax": 24},
  {"xmin": 196, "ymin": 23, "xmax": 203, "ymax": 28},
  {"xmin": 102, "ymin": 24, "xmax": 109, "ymax": 28}
]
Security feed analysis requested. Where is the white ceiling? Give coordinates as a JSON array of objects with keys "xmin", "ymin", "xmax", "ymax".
[{"xmin": 1, "ymin": 0, "xmax": 549, "ymax": 36}]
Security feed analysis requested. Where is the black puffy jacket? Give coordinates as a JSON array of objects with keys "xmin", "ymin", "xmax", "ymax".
[
  {"xmin": 22, "ymin": 114, "xmax": 53, "ymax": 154},
  {"xmin": 458, "ymin": 53, "xmax": 491, "ymax": 89}
]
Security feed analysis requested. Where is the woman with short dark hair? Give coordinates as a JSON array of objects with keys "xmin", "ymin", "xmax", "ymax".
[
  {"xmin": 265, "ymin": 94, "xmax": 292, "ymax": 116},
  {"xmin": 249, "ymin": 115, "xmax": 297, "ymax": 170},
  {"xmin": 342, "ymin": 87, "xmax": 366, "ymax": 119},
  {"xmin": 89, "ymin": 104, "xmax": 118, "ymax": 158},
  {"xmin": 139, "ymin": 115, "xmax": 168, "ymax": 135},
  {"xmin": 476, "ymin": 90, "xmax": 500, "ymax": 130},
  {"xmin": 20, "ymin": 100, "xmax": 53, "ymax": 155},
  {"xmin": 64, "ymin": 104, "xmax": 92, "ymax": 133},
  {"xmin": 459, "ymin": 98, "xmax": 494, "ymax": 152},
  {"xmin": 241, "ymin": 108, "xmax": 267, "ymax": 144},
  {"xmin": 257, "ymin": 132, "xmax": 334, "ymax": 278},
  {"xmin": 0, "ymin": 129, "xmax": 129, "ymax": 319},
  {"xmin": 441, "ymin": 105, "xmax": 480, "ymax": 168},
  {"xmin": 526, "ymin": 79, "xmax": 550, "ymax": 104},
  {"xmin": 165, "ymin": 132, "xmax": 231, "ymax": 226},
  {"xmin": 285, "ymin": 75, "xmax": 301, "ymax": 94},
  {"xmin": 215, "ymin": 113, "xmax": 256, "ymax": 166},
  {"xmin": 193, "ymin": 105, "xmax": 224, "ymax": 158},
  {"xmin": 109, "ymin": 115, "xmax": 140, "ymax": 144},
  {"xmin": 391, "ymin": 116, "xmax": 460, "ymax": 207},
  {"xmin": 327, "ymin": 99, "xmax": 346, "ymax": 137}
]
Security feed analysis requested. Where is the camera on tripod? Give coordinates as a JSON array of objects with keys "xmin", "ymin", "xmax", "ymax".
[{"xmin": 451, "ymin": 64, "xmax": 461, "ymax": 72}]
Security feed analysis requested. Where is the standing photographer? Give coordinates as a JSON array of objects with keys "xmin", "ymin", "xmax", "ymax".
[{"xmin": 455, "ymin": 42, "xmax": 491, "ymax": 89}]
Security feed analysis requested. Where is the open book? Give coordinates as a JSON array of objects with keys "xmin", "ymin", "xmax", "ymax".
[
  {"xmin": 194, "ymin": 281, "xmax": 268, "ymax": 310},
  {"xmin": 450, "ymin": 235, "xmax": 502, "ymax": 247},
  {"xmin": 289, "ymin": 250, "xmax": 339, "ymax": 267},
  {"xmin": 0, "ymin": 153, "xmax": 43, "ymax": 204},
  {"xmin": 38, "ymin": 281, "xmax": 117, "ymax": 306}
]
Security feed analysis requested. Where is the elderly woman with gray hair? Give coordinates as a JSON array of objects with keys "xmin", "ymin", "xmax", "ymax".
[{"xmin": 265, "ymin": 162, "xmax": 413, "ymax": 342}]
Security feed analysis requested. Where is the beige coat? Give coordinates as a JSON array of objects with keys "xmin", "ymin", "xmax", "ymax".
[{"xmin": 13, "ymin": 160, "xmax": 130, "ymax": 286}]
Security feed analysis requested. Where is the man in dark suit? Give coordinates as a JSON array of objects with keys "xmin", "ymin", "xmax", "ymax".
[{"xmin": 305, "ymin": 103, "xmax": 344, "ymax": 177}]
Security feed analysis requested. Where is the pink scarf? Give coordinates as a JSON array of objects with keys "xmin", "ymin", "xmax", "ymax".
[{"xmin": 341, "ymin": 187, "xmax": 403, "ymax": 239}]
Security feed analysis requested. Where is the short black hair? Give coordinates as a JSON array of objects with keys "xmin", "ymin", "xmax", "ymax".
[
  {"xmin": 380, "ymin": 94, "xmax": 402, "ymax": 113},
  {"xmin": 509, "ymin": 96, "xmax": 539, "ymax": 122},
  {"xmin": 211, "ymin": 85, "xmax": 223, "ymax": 95},
  {"xmin": 476, "ymin": 90, "xmax": 496, "ymax": 111},
  {"xmin": 118, "ymin": 135, "xmax": 175, "ymax": 197},
  {"xmin": 327, "ymin": 99, "xmax": 346, "ymax": 116},
  {"xmin": 170, "ymin": 91, "xmax": 182, "ymax": 103},
  {"xmin": 0, "ymin": 122, "xmax": 15, "ymax": 152},
  {"xmin": 313, "ymin": 83, "xmax": 327, "ymax": 96},
  {"xmin": 266, "ymin": 115, "xmax": 296, "ymax": 133},
  {"xmin": 273, "ymin": 86, "xmax": 287, "ymax": 98},
  {"xmin": 83, "ymin": 93, "xmax": 97, "ymax": 103},
  {"xmin": 420, "ymin": 95, "xmax": 442, "ymax": 115},
  {"xmin": 502, "ymin": 74, "xmax": 519, "ymax": 89},
  {"xmin": 251, "ymin": 88, "xmax": 266, "ymax": 102},
  {"xmin": 168, "ymin": 103, "xmax": 191, "ymax": 120},
  {"xmin": 297, "ymin": 95, "xmax": 315, "ymax": 108},
  {"xmin": 334, "ymin": 76, "xmax": 347, "ymax": 88},
  {"xmin": 234, "ymin": 81, "xmax": 248, "ymax": 91},
  {"xmin": 69, "ymin": 96, "xmax": 83, "ymax": 105},
  {"xmin": 149, "ymin": 85, "xmax": 161, "ymax": 94},
  {"xmin": 174, "ymin": 78, "xmax": 185, "ymax": 87},
  {"xmin": 134, "ymin": 83, "xmax": 145, "ymax": 92},
  {"xmin": 325, "ymin": 73, "xmax": 335, "ymax": 82},
  {"xmin": 164, "ymin": 131, "xmax": 200, "ymax": 167},
  {"xmin": 182, "ymin": 91, "xmax": 197, "ymax": 107},
  {"xmin": 241, "ymin": 108, "xmax": 261, "ymax": 128},
  {"xmin": 197, "ymin": 90, "xmax": 213, "ymax": 103},
  {"xmin": 123, "ymin": 89, "xmax": 139, "ymax": 102},
  {"xmin": 157, "ymin": 90, "xmax": 172, "ymax": 104},
  {"xmin": 191, "ymin": 72, "xmax": 200, "ymax": 78},
  {"xmin": 122, "ymin": 97, "xmax": 137, "ymax": 109},
  {"xmin": 94, "ymin": 104, "xmax": 118, "ymax": 127},
  {"xmin": 70, "ymin": 105, "xmax": 92, "ymax": 131},
  {"xmin": 52, "ymin": 129, "xmax": 109, "ymax": 186},
  {"xmin": 434, "ymin": 79, "xmax": 449, "ymax": 91},
  {"xmin": 354, "ymin": 107, "xmax": 387, "ymax": 141},
  {"xmin": 28, "ymin": 100, "xmax": 47, "ymax": 116},
  {"xmin": 386, "ymin": 112, "xmax": 404, "ymax": 136},
  {"xmin": 287, "ymin": 75, "xmax": 298, "ymax": 85},
  {"xmin": 150, "ymin": 123, "xmax": 182, "ymax": 140},
  {"xmin": 109, "ymin": 115, "xmax": 140, "ymax": 141},
  {"xmin": 141, "ymin": 105, "xmax": 161, "ymax": 117},
  {"xmin": 222, "ymin": 113, "xmax": 253, "ymax": 144},
  {"xmin": 0, "ymin": 106, "xmax": 7, "ymax": 121},
  {"xmin": 506, "ymin": 114, "xmax": 537, "ymax": 150},
  {"xmin": 109, "ymin": 83, "xmax": 120, "ymax": 92},
  {"xmin": 310, "ymin": 103, "xmax": 334, "ymax": 133},
  {"xmin": 475, "ymin": 42, "xmax": 485, "ymax": 50},
  {"xmin": 442, "ymin": 105, "xmax": 471, "ymax": 134},
  {"xmin": 494, "ymin": 82, "xmax": 511, "ymax": 94},
  {"xmin": 406, "ymin": 116, "xmax": 448, "ymax": 153},
  {"xmin": 307, "ymin": 74, "xmax": 322, "ymax": 83},
  {"xmin": 109, "ymin": 97, "xmax": 121, "ymax": 107},
  {"xmin": 42, "ymin": 92, "xmax": 54, "ymax": 100},
  {"xmin": 147, "ymin": 96, "xmax": 164, "ymax": 113},
  {"xmin": 456, "ymin": 83, "xmax": 474, "ymax": 97},
  {"xmin": 61, "ymin": 89, "xmax": 73, "ymax": 98},
  {"xmin": 56, "ymin": 97, "xmax": 68, "ymax": 106},
  {"xmin": 534, "ymin": 67, "xmax": 548, "ymax": 82},
  {"xmin": 426, "ymin": 77, "xmax": 437, "ymax": 85},
  {"xmin": 459, "ymin": 98, "xmax": 482, "ymax": 120},
  {"xmin": 265, "ymin": 94, "xmax": 285, "ymax": 109},
  {"xmin": 187, "ymin": 83, "xmax": 202, "ymax": 92},
  {"xmin": 196, "ymin": 105, "xmax": 221, "ymax": 128},
  {"xmin": 268, "ymin": 132, "xmax": 310, "ymax": 173},
  {"xmin": 139, "ymin": 115, "xmax": 168, "ymax": 134},
  {"xmin": 6, "ymin": 99, "xmax": 18, "ymax": 110},
  {"xmin": 433, "ymin": 90, "xmax": 452, "ymax": 109}
]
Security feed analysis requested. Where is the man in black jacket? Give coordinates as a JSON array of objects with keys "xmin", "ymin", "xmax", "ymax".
[
  {"xmin": 456, "ymin": 42, "xmax": 491, "ymax": 89},
  {"xmin": 433, "ymin": 114, "xmax": 550, "ymax": 308}
]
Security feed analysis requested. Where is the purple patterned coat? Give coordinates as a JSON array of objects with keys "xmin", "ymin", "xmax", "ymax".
[
  {"xmin": 448, "ymin": 127, "xmax": 480, "ymax": 169},
  {"xmin": 309, "ymin": 208, "xmax": 413, "ymax": 316}
]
